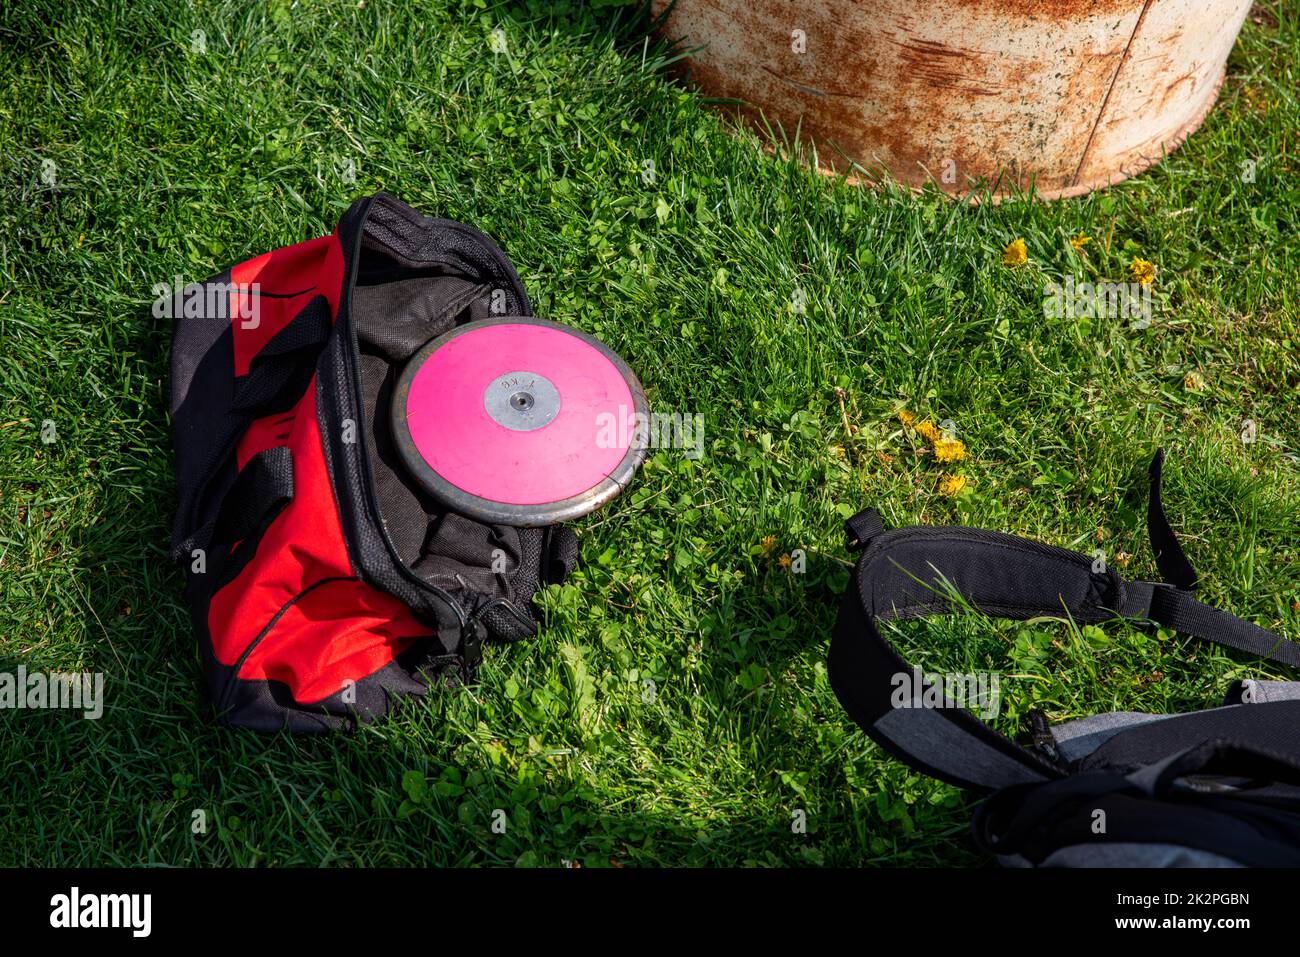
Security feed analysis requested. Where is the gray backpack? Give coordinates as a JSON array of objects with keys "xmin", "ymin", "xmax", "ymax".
[{"xmin": 829, "ymin": 451, "xmax": 1300, "ymax": 867}]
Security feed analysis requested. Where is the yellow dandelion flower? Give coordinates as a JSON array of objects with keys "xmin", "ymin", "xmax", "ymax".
[
  {"xmin": 915, "ymin": 420, "xmax": 941, "ymax": 443},
  {"xmin": 829, "ymin": 444, "xmax": 845, "ymax": 459},
  {"xmin": 777, "ymin": 553, "xmax": 792, "ymax": 570},
  {"xmin": 897, "ymin": 409, "xmax": 916, "ymax": 428},
  {"xmin": 1183, "ymin": 370, "xmax": 1205, "ymax": 392},
  {"xmin": 759, "ymin": 535, "xmax": 778, "ymax": 555},
  {"xmin": 938, "ymin": 473, "xmax": 967, "ymax": 497},
  {"xmin": 1069, "ymin": 233, "xmax": 1091, "ymax": 252},
  {"xmin": 933, "ymin": 438, "xmax": 967, "ymax": 463},
  {"xmin": 1002, "ymin": 238, "xmax": 1028, "ymax": 268},
  {"xmin": 1128, "ymin": 257, "xmax": 1155, "ymax": 285}
]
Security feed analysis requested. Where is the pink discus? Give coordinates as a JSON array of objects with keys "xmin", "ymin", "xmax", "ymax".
[{"xmin": 391, "ymin": 317, "xmax": 648, "ymax": 526}]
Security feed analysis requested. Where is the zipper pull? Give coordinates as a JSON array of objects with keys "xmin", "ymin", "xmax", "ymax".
[
  {"xmin": 459, "ymin": 617, "xmax": 487, "ymax": 674},
  {"xmin": 1027, "ymin": 708, "xmax": 1061, "ymax": 764}
]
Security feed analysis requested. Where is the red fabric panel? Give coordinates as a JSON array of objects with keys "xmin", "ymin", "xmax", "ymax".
[
  {"xmin": 208, "ymin": 376, "xmax": 351, "ymax": 666},
  {"xmin": 211, "ymin": 382, "xmax": 428, "ymax": 700},
  {"xmin": 232, "ymin": 229, "xmax": 345, "ymax": 467},
  {"xmin": 212, "ymin": 225, "xmax": 423, "ymax": 704},
  {"xmin": 229, "ymin": 235, "xmax": 333, "ymax": 376},
  {"xmin": 239, "ymin": 579, "xmax": 425, "ymax": 704}
]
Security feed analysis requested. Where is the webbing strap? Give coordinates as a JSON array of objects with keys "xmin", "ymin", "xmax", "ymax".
[
  {"xmin": 1146, "ymin": 449, "xmax": 1199, "ymax": 591},
  {"xmin": 213, "ymin": 446, "xmax": 294, "ymax": 546},
  {"xmin": 230, "ymin": 294, "xmax": 332, "ymax": 413},
  {"xmin": 1126, "ymin": 448, "xmax": 1300, "ymax": 666},
  {"xmin": 1123, "ymin": 581, "xmax": 1300, "ymax": 667},
  {"xmin": 828, "ymin": 450, "xmax": 1298, "ymax": 793}
]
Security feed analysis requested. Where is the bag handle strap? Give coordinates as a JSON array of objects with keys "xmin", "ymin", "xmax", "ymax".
[
  {"xmin": 1146, "ymin": 448, "xmax": 1199, "ymax": 590},
  {"xmin": 1121, "ymin": 581, "xmax": 1300, "ymax": 667},
  {"xmin": 230, "ymin": 294, "xmax": 332, "ymax": 414},
  {"xmin": 212, "ymin": 446, "xmax": 294, "ymax": 546}
]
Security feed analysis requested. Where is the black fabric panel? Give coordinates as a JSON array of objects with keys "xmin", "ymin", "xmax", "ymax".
[
  {"xmin": 353, "ymin": 275, "xmax": 483, "ymax": 363},
  {"xmin": 358, "ymin": 349, "xmax": 436, "ymax": 568},
  {"xmin": 230, "ymin": 294, "xmax": 332, "ymax": 413},
  {"xmin": 358, "ymin": 192, "xmax": 531, "ymax": 316},
  {"xmin": 354, "ymin": 291, "xmax": 545, "ymax": 635},
  {"xmin": 1081, "ymin": 701, "xmax": 1300, "ymax": 773},
  {"xmin": 545, "ymin": 526, "xmax": 579, "ymax": 584},
  {"xmin": 212, "ymin": 446, "xmax": 293, "ymax": 546},
  {"xmin": 169, "ymin": 270, "xmax": 233, "ymax": 417},
  {"xmin": 972, "ymin": 775, "xmax": 1300, "ymax": 867},
  {"xmin": 480, "ymin": 526, "xmax": 548, "ymax": 640},
  {"xmin": 185, "ymin": 571, "xmax": 234, "ymax": 712},
  {"xmin": 169, "ymin": 272, "xmax": 239, "ymax": 555},
  {"xmin": 220, "ymin": 654, "xmax": 445, "ymax": 733}
]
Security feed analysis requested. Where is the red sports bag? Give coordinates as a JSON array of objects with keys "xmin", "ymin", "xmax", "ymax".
[{"xmin": 167, "ymin": 193, "xmax": 577, "ymax": 732}]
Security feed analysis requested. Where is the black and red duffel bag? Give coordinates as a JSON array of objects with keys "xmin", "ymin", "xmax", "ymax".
[{"xmin": 167, "ymin": 192, "xmax": 577, "ymax": 732}]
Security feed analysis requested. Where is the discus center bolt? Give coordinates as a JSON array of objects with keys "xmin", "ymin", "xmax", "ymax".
[{"xmin": 482, "ymin": 370, "xmax": 559, "ymax": 432}]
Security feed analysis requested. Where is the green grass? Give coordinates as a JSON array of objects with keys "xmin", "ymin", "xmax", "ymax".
[{"xmin": 1, "ymin": 0, "xmax": 1297, "ymax": 867}]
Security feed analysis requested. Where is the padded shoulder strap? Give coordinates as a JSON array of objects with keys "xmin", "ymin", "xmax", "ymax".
[
  {"xmin": 829, "ymin": 519, "xmax": 1092, "ymax": 792},
  {"xmin": 829, "ymin": 450, "xmax": 1300, "ymax": 793}
]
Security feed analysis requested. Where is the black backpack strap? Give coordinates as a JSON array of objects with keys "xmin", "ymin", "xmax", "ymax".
[
  {"xmin": 829, "ymin": 451, "xmax": 1300, "ymax": 794},
  {"xmin": 1122, "ymin": 449, "xmax": 1300, "ymax": 667},
  {"xmin": 830, "ymin": 512, "xmax": 1077, "ymax": 793},
  {"xmin": 1122, "ymin": 582, "xmax": 1300, "ymax": 667},
  {"xmin": 1146, "ymin": 448, "xmax": 1199, "ymax": 591}
]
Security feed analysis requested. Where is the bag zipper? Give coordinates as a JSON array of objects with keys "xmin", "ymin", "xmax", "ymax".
[{"xmin": 335, "ymin": 194, "xmax": 532, "ymax": 655}]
